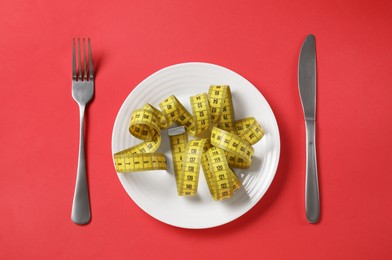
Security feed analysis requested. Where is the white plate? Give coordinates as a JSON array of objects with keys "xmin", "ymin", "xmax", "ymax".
[{"xmin": 112, "ymin": 62, "xmax": 280, "ymax": 229}]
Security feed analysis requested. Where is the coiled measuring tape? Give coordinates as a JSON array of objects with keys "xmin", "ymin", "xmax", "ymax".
[
  {"xmin": 168, "ymin": 126, "xmax": 241, "ymax": 200},
  {"xmin": 113, "ymin": 85, "xmax": 264, "ymax": 200},
  {"xmin": 113, "ymin": 107, "xmax": 167, "ymax": 172}
]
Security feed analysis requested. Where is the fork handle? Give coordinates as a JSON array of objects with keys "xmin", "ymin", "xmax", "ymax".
[
  {"xmin": 72, "ymin": 105, "xmax": 91, "ymax": 225},
  {"xmin": 305, "ymin": 120, "xmax": 320, "ymax": 223}
]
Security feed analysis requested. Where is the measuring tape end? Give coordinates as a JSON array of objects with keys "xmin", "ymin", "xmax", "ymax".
[{"xmin": 168, "ymin": 125, "xmax": 186, "ymax": 136}]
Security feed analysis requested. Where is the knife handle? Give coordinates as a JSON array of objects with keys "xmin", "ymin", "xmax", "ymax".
[{"xmin": 305, "ymin": 120, "xmax": 320, "ymax": 223}]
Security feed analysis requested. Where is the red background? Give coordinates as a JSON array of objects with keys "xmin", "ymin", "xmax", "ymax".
[{"xmin": 1, "ymin": 0, "xmax": 392, "ymax": 259}]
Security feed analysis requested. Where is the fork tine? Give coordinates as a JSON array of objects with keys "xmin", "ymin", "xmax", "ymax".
[
  {"xmin": 72, "ymin": 39, "xmax": 77, "ymax": 80},
  {"xmin": 88, "ymin": 38, "xmax": 94, "ymax": 80},
  {"xmin": 83, "ymin": 38, "xmax": 87, "ymax": 80},
  {"xmin": 78, "ymin": 38, "xmax": 82, "ymax": 81}
]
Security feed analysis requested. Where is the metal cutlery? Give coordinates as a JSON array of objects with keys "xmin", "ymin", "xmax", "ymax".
[
  {"xmin": 71, "ymin": 38, "xmax": 94, "ymax": 225},
  {"xmin": 298, "ymin": 34, "xmax": 320, "ymax": 223}
]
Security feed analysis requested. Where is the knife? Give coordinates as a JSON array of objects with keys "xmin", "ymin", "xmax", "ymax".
[{"xmin": 298, "ymin": 34, "xmax": 320, "ymax": 223}]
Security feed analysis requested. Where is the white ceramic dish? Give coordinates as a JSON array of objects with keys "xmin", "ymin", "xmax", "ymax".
[{"xmin": 112, "ymin": 62, "xmax": 280, "ymax": 229}]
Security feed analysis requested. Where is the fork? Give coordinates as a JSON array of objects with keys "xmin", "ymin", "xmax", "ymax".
[{"xmin": 71, "ymin": 38, "xmax": 94, "ymax": 225}]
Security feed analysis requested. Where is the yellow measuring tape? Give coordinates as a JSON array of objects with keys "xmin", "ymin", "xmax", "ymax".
[{"xmin": 113, "ymin": 85, "xmax": 264, "ymax": 200}]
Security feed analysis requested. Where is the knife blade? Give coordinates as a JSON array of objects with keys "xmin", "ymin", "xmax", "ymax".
[{"xmin": 298, "ymin": 34, "xmax": 320, "ymax": 223}]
